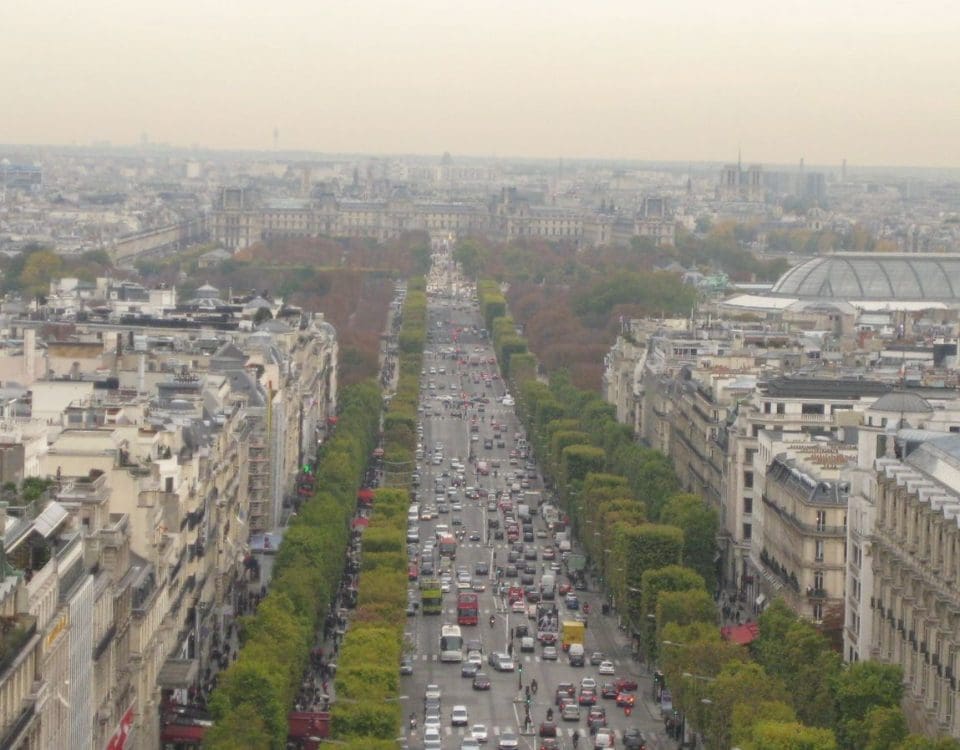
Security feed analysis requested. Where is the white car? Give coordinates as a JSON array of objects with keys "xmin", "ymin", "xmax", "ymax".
[
  {"xmin": 598, "ymin": 660, "xmax": 616, "ymax": 675},
  {"xmin": 580, "ymin": 677, "xmax": 597, "ymax": 691},
  {"xmin": 424, "ymin": 709, "xmax": 442, "ymax": 731},
  {"xmin": 424, "ymin": 683, "xmax": 442, "ymax": 701},
  {"xmin": 511, "ymin": 599, "xmax": 526, "ymax": 613},
  {"xmin": 451, "ymin": 705, "xmax": 469, "ymax": 726},
  {"xmin": 497, "ymin": 730, "xmax": 520, "ymax": 749},
  {"xmin": 461, "ymin": 739, "xmax": 480, "ymax": 750},
  {"xmin": 467, "ymin": 650, "xmax": 483, "ymax": 667},
  {"xmin": 424, "ymin": 726, "xmax": 443, "ymax": 749},
  {"xmin": 471, "ymin": 724, "xmax": 489, "ymax": 743}
]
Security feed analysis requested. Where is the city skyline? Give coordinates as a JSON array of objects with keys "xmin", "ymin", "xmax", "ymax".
[{"xmin": 2, "ymin": 0, "xmax": 959, "ymax": 167}]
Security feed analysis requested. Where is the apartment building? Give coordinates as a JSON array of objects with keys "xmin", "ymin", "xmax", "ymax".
[
  {"xmin": 870, "ymin": 437, "xmax": 960, "ymax": 736},
  {"xmin": 749, "ymin": 433, "xmax": 856, "ymax": 621}
]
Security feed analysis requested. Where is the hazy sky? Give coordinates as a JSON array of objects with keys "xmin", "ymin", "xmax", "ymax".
[{"xmin": 2, "ymin": 0, "xmax": 959, "ymax": 166}]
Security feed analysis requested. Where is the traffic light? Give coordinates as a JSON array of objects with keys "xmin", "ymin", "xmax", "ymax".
[{"xmin": 518, "ymin": 664, "xmax": 523, "ymax": 673}]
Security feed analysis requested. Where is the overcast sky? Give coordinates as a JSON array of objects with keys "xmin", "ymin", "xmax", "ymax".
[{"xmin": 2, "ymin": 0, "xmax": 958, "ymax": 166}]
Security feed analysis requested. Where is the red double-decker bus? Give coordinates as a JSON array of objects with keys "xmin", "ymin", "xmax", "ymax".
[{"xmin": 457, "ymin": 592, "xmax": 479, "ymax": 626}]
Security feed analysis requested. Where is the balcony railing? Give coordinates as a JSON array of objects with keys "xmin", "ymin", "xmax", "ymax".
[
  {"xmin": 0, "ymin": 617, "xmax": 38, "ymax": 679},
  {"xmin": 761, "ymin": 494, "xmax": 847, "ymax": 537}
]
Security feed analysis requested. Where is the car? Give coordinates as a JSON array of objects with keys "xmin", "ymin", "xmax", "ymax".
[
  {"xmin": 425, "ymin": 684, "xmax": 442, "ymax": 702},
  {"xmin": 600, "ymin": 682, "xmax": 618, "ymax": 699},
  {"xmin": 587, "ymin": 706, "xmax": 607, "ymax": 730},
  {"xmin": 623, "ymin": 728, "xmax": 647, "ymax": 749},
  {"xmin": 561, "ymin": 702, "xmax": 581, "ymax": 721},
  {"xmin": 461, "ymin": 661, "xmax": 480, "ymax": 678},
  {"xmin": 578, "ymin": 688, "xmax": 597, "ymax": 705},
  {"xmin": 512, "ymin": 599, "xmax": 526, "ymax": 613},
  {"xmin": 539, "ymin": 741, "xmax": 560, "ymax": 750},
  {"xmin": 555, "ymin": 682, "xmax": 576, "ymax": 705},
  {"xmin": 424, "ymin": 698, "xmax": 442, "ymax": 716},
  {"xmin": 598, "ymin": 660, "xmax": 615, "ymax": 675},
  {"xmin": 462, "ymin": 738, "xmax": 481, "ymax": 750},
  {"xmin": 580, "ymin": 677, "xmax": 597, "ymax": 691},
  {"xmin": 400, "ymin": 656, "xmax": 414, "ymax": 675},
  {"xmin": 467, "ymin": 650, "xmax": 483, "ymax": 667},
  {"xmin": 614, "ymin": 677, "xmax": 639, "ymax": 692},
  {"xmin": 505, "ymin": 565, "xmax": 518, "ymax": 578},
  {"xmin": 539, "ymin": 720, "xmax": 557, "ymax": 737},
  {"xmin": 589, "ymin": 651, "xmax": 605, "ymax": 666},
  {"xmin": 542, "ymin": 645, "xmax": 558, "ymax": 661},
  {"xmin": 424, "ymin": 726, "xmax": 443, "ymax": 750},
  {"xmin": 475, "ymin": 561, "xmax": 490, "ymax": 575},
  {"xmin": 424, "ymin": 708, "xmax": 442, "ymax": 731},
  {"xmin": 471, "ymin": 724, "xmax": 489, "ymax": 743},
  {"xmin": 497, "ymin": 731, "xmax": 520, "ymax": 749},
  {"xmin": 451, "ymin": 705, "xmax": 469, "ymax": 726},
  {"xmin": 473, "ymin": 672, "xmax": 491, "ymax": 690},
  {"xmin": 469, "ymin": 531, "xmax": 482, "ymax": 541},
  {"xmin": 594, "ymin": 728, "xmax": 615, "ymax": 748},
  {"xmin": 616, "ymin": 692, "xmax": 636, "ymax": 707},
  {"xmin": 520, "ymin": 636, "xmax": 535, "ymax": 652},
  {"xmin": 564, "ymin": 594, "xmax": 580, "ymax": 610}
]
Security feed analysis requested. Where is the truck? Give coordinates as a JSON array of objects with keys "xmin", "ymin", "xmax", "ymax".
[
  {"xmin": 476, "ymin": 461, "xmax": 490, "ymax": 476},
  {"xmin": 420, "ymin": 578, "xmax": 443, "ymax": 614},
  {"xmin": 524, "ymin": 491, "xmax": 542, "ymax": 509},
  {"xmin": 438, "ymin": 534, "xmax": 458, "ymax": 560},
  {"xmin": 561, "ymin": 620, "xmax": 585, "ymax": 652},
  {"xmin": 517, "ymin": 503, "xmax": 530, "ymax": 522}
]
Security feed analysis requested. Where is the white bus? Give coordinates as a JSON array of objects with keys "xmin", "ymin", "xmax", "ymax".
[{"xmin": 440, "ymin": 624, "xmax": 464, "ymax": 663}]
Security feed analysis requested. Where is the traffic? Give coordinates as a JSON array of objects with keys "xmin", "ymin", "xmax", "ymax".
[{"xmin": 401, "ymin": 257, "xmax": 659, "ymax": 750}]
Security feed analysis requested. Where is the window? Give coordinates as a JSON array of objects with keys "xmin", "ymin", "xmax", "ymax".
[
  {"xmin": 764, "ymin": 401, "xmax": 772, "ymax": 414},
  {"xmin": 802, "ymin": 403, "xmax": 825, "ymax": 415},
  {"xmin": 814, "ymin": 570, "xmax": 824, "ymax": 591},
  {"xmin": 776, "ymin": 402, "xmax": 785, "ymax": 415},
  {"xmin": 816, "ymin": 511, "xmax": 827, "ymax": 531},
  {"xmin": 812, "ymin": 602, "xmax": 823, "ymax": 621},
  {"xmin": 815, "ymin": 540, "xmax": 825, "ymax": 562},
  {"xmin": 743, "ymin": 497, "xmax": 753, "ymax": 515},
  {"xmin": 743, "ymin": 471, "xmax": 754, "ymax": 489},
  {"xmin": 742, "ymin": 522, "xmax": 752, "ymax": 541}
]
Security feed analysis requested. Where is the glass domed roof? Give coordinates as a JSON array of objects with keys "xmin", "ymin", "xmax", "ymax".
[{"xmin": 771, "ymin": 253, "xmax": 960, "ymax": 300}]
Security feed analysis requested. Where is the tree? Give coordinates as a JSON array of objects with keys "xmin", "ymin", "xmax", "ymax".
[
  {"xmin": 732, "ymin": 701, "xmax": 796, "ymax": 747},
  {"xmin": 745, "ymin": 721, "xmax": 838, "ymax": 750},
  {"xmin": 20, "ymin": 249, "xmax": 63, "ymax": 296},
  {"xmin": 639, "ymin": 565, "xmax": 705, "ymax": 658},
  {"xmin": 253, "ymin": 306, "xmax": 273, "ymax": 325},
  {"xmin": 660, "ymin": 493, "xmax": 719, "ymax": 594},
  {"xmin": 857, "ymin": 706, "xmax": 908, "ymax": 750},
  {"xmin": 832, "ymin": 662, "xmax": 904, "ymax": 750},
  {"xmin": 700, "ymin": 661, "xmax": 789, "ymax": 750},
  {"xmin": 897, "ymin": 736, "xmax": 960, "ymax": 750}
]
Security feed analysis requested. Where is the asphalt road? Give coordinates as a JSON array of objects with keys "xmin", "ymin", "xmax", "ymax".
[{"xmin": 402, "ymin": 267, "xmax": 667, "ymax": 750}]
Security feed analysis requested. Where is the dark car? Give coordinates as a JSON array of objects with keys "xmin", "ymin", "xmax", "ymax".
[
  {"xmin": 505, "ymin": 565, "xmax": 518, "ymax": 578},
  {"xmin": 564, "ymin": 594, "xmax": 579, "ymax": 610},
  {"xmin": 587, "ymin": 706, "xmax": 607, "ymax": 730},
  {"xmin": 472, "ymin": 672, "xmax": 491, "ymax": 690},
  {"xmin": 600, "ymin": 682, "xmax": 618, "ymax": 699},
  {"xmin": 623, "ymin": 728, "xmax": 647, "ymax": 750},
  {"xmin": 614, "ymin": 677, "xmax": 639, "ymax": 692},
  {"xmin": 539, "ymin": 741, "xmax": 559, "ymax": 750},
  {"xmin": 554, "ymin": 682, "xmax": 575, "ymax": 706},
  {"xmin": 538, "ymin": 721, "xmax": 557, "ymax": 738},
  {"xmin": 461, "ymin": 662, "xmax": 480, "ymax": 678},
  {"xmin": 475, "ymin": 561, "xmax": 490, "ymax": 575}
]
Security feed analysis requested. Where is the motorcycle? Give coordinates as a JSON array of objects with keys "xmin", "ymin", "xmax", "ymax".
[{"xmin": 489, "ymin": 615, "xmax": 496, "ymax": 629}]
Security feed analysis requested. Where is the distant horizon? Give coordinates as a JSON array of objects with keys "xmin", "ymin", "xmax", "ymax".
[
  {"xmin": 4, "ymin": 140, "xmax": 960, "ymax": 179},
  {"xmin": 3, "ymin": 1, "xmax": 958, "ymax": 171}
]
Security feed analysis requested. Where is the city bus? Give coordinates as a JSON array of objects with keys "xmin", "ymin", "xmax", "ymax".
[
  {"xmin": 440, "ymin": 624, "xmax": 464, "ymax": 662},
  {"xmin": 456, "ymin": 593, "xmax": 479, "ymax": 626}
]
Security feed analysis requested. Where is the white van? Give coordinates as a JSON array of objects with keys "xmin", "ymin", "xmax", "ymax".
[{"xmin": 408, "ymin": 504, "xmax": 420, "ymax": 522}]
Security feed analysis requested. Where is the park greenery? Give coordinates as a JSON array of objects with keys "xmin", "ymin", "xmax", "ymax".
[{"xmin": 478, "ymin": 278, "xmax": 959, "ymax": 750}]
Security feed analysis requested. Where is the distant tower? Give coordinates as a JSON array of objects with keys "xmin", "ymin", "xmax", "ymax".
[
  {"xmin": 841, "ymin": 158, "xmax": 847, "ymax": 182},
  {"xmin": 273, "ymin": 127, "xmax": 279, "ymax": 151}
]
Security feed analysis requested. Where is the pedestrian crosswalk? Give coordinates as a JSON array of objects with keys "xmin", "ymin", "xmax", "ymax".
[
  {"xmin": 416, "ymin": 652, "xmax": 626, "ymax": 666},
  {"xmin": 417, "ymin": 725, "xmax": 626, "ymax": 739}
]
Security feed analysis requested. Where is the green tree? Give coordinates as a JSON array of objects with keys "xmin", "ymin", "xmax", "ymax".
[
  {"xmin": 857, "ymin": 706, "xmax": 908, "ymax": 750},
  {"xmin": 732, "ymin": 701, "xmax": 797, "ymax": 747},
  {"xmin": 897, "ymin": 736, "xmax": 960, "ymax": 750},
  {"xmin": 660, "ymin": 493, "xmax": 719, "ymax": 594},
  {"xmin": 20, "ymin": 249, "xmax": 63, "ymax": 296},
  {"xmin": 253, "ymin": 306, "xmax": 273, "ymax": 324},
  {"xmin": 701, "ymin": 661, "xmax": 789, "ymax": 750},
  {"xmin": 832, "ymin": 662, "xmax": 904, "ymax": 750},
  {"xmin": 745, "ymin": 721, "xmax": 838, "ymax": 750}
]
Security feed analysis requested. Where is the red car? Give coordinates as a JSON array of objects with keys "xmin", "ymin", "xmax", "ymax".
[
  {"xmin": 614, "ymin": 677, "xmax": 639, "ymax": 692},
  {"xmin": 616, "ymin": 692, "xmax": 636, "ymax": 707},
  {"xmin": 539, "ymin": 740, "xmax": 559, "ymax": 750},
  {"xmin": 578, "ymin": 689, "xmax": 597, "ymax": 705},
  {"xmin": 539, "ymin": 721, "xmax": 557, "ymax": 738},
  {"xmin": 558, "ymin": 583, "xmax": 573, "ymax": 596}
]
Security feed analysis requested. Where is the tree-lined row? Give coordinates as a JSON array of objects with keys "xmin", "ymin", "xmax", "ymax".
[
  {"xmin": 205, "ymin": 382, "xmax": 383, "ymax": 749},
  {"xmin": 383, "ymin": 278, "xmax": 426, "ymax": 483},
  {"xmin": 477, "ymin": 278, "xmax": 958, "ymax": 750},
  {"xmin": 328, "ymin": 487, "xmax": 410, "ymax": 750}
]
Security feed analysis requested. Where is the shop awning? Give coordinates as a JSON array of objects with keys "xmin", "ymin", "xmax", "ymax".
[
  {"xmin": 357, "ymin": 488, "xmax": 375, "ymax": 503},
  {"xmin": 720, "ymin": 621, "xmax": 760, "ymax": 645},
  {"xmin": 157, "ymin": 658, "xmax": 198, "ymax": 689},
  {"xmin": 351, "ymin": 517, "xmax": 369, "ymax": 529}
]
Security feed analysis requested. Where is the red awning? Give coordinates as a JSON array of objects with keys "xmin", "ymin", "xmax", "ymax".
[
  {"xmin": 357, "ymin": 488, "xmax": 375, "ymax": 502},
  {"xmin": 351, "ymin": 517, "xmax": 369, "ymax": 529},
  {"xmin": 327, "ymin": 416, "xmax": 339, "ymax": 425},
  {"xmin": 720, "ymin": 621, "xmax": 760, "ymax": 645}
]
